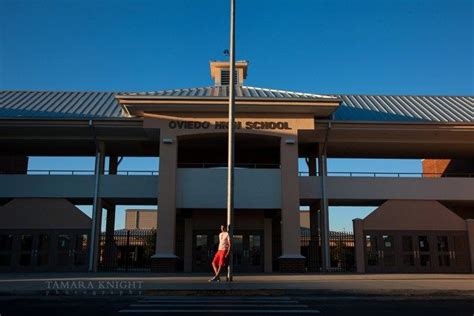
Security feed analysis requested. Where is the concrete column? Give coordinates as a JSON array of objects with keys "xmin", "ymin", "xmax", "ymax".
[
  {"xmin": 264, "ymin": 217, "xmax": 273, "ymax": 273},
  {"xmin": 309, "ymin": 204, "xmax": 320, "ymax": 271},
  {"xmin": 151, "ymin": 135, "xmax": 178, "ymax": 272},
  {"xmin": 318, "ymin": 150, "xmax": 330, "ymax": 272},
  {"xmin": 88, "ymin": 142, "xmax": 105, "ymax": 272},
  {"xmin": 184, "ymin": 218, "xmax": 193, "ymax": 272},
  {"xmin": 278, "ymin": 136, "xmax": 305, "ymax": 272},
  {"xmin": 466, "ymin": 219, "xmax": 474, "ymax": 273},
  {"xmin": 103, "ymin": 206, "xmax": 116, "ymax": 267},
  {"xmin": 106, "ymin": 156, "xmax": 118, "ymax": 239},
  {"xmin": 105, "ymin": 207, "xmax": 116, "ymax": 239},
  {"xmin": 109, "ymin": 155, "xmax": 118, "ymax": 175},
  {"xmin": 353, "ymin": 218, "xmax": 366, "ymax": 273}
]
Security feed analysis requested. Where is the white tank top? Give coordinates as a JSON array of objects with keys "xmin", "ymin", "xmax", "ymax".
[{"xmin": 218, "ymin": 232, "xmax": 230, "ymax": 250}]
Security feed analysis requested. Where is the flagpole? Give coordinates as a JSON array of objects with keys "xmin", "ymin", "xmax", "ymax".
[{"xmin": 226, "ymin": 0, "xmax": 236, "ymax": 282}]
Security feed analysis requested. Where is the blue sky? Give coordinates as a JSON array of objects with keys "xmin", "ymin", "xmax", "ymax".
[{"xmin": 1, "ymin": 0, "xmax": 472, "ymax": 231}]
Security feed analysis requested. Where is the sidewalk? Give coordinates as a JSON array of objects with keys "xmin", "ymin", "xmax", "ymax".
[{"xmin": 0, "ymin": 273, "xmax": 473, "ymax": 296}]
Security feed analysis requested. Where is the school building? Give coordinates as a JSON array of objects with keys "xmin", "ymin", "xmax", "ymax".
[{"xmin": 0, "ymin": 61, "xmax": 473, "ymax": 273}]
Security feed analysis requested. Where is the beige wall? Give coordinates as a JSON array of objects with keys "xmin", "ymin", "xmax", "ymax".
[{"xmin": 145, "ymin": 112, "xmax": 315, "ymax": 260}]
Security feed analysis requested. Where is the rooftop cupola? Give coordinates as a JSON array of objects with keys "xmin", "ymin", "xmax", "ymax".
[{"xmin": 210, "ymin": 60, "xmax": 248, "ymax": 86}]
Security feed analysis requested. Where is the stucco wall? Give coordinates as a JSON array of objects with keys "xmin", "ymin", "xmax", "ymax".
[{"xmin": 176, "ymin": 168, "xmax": 281, "ymax": 209}]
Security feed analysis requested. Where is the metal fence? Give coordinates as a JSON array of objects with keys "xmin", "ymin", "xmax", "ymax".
[
  {"xmin": 97, "ymin": 228, "xmax": 354, "ymax": 273},
  {"xmin": 98, "ymin": 229, "xmax": 156, "ymax": 272},
  {"xmin": 301, "ymin": 229, "xmax": 355, "ymax": 272}
]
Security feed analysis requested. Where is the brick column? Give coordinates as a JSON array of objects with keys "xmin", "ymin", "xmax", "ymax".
[{"xmin": 353, "ymin": 218, "xmax": 365, "ymax": 273}]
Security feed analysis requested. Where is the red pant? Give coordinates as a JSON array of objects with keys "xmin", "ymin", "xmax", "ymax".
[{"xmin": 212, "ymin": 250, "xmax": 227, "ymax": 267}]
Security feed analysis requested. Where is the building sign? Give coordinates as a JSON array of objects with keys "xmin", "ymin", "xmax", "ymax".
[{"xmin": 168, "ymin": 120, "xmax": 291, "ymax": 130}]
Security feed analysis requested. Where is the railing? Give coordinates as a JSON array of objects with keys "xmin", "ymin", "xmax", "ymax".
[
  {"xmin": 0, "ymin": 170, "xmax": 159, "ymax": 176},
  {"xmin": 178, "ymin": 163, "xmax": 280, "ymax": 169},
  {"xmin": 298, "ymin": 171, "xmax": 474, "ymax": 178}
]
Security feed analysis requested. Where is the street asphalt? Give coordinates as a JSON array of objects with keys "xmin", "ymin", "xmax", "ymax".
[
  {"xmin": 0, "ymin": 273, "xmax": 473, "ymax": 315},
  {"xmin": 0, "ymin": 295, "xmax": 473, "ymax": 315}
]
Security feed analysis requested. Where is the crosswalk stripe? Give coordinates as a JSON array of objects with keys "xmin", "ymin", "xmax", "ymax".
[
  {"xmin": 130, "ymin": 304, "xmax": 308, "ymax": 308},
  {"xmin": 120, "ymin": 295, "xmax": 320, "ymax": 314},
  {"xmin": 141, "ymin": 296, "xmax": 293, "ymax": 301},
  {"xmin": 119, "ymin": 309, "xmax": 320, "ymax": 314},
  {"xmin": 137, "ymin": 299, "xmax": 298, "ymax": 304}
]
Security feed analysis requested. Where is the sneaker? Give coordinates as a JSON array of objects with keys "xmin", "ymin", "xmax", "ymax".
[{"xmin": 208, "ymin": 276, "xmax": 218, "ymax": 282}]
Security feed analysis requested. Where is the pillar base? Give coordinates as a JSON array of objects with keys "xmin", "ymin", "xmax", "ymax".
[
  {"xmin": 278, "ymin": 255, "xmax": 306, "ymax": 273},
  {"xmin": 151, "ymin": 255, "xmax": 179, "ymax": 272}
]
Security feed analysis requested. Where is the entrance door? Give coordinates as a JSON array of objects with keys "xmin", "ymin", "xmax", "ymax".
[
  {"xmin": 434, "ymin": 233, "xmax": 470, "ymax": 273},
  {"xmin": 34, "ymin": 233, "xmax": 53, "ymax": 272},
  {"xmin": 237, "ymin": 233, "xmax": 263, "ymax": 272},
  {"xmin": 192, "ymin": 233, "xmax": 215, "ymax": 272},
  {"xmin": 16, "ymin": 234, "xmax": 35, "ymax": 272},
  {"xmin": 192, "ymin": 230, "xmax": 264, "ymax": 273},
  {"xmin": 365, "ymin": 233, "xmax": 400, "ymax": 273},
  {"xmin": 12, "ymin": 232, "xmax": 54, "ymax": 272},
  {"xmin": 415, "ymin": 235, "xmax": 433, "ymax": 272},
  {"xmin": 55, "ymin": 232, "xmax": 89, "ymax": 272},
  {"xmin": 379, "ymin": 234, "xmax": 397, "ymax": 272},
  {"xmin": 365, "ymin": 234, "xmax": 381, "ymax": 273},
  {"xmin": 0, "ymin": 234, "xmax": 14, "ymax": 272},
  {"xmin": 399, "ymin": 235, "xmax": 417, "ymax": 272},
  {"xmin": 71, "ymin": 233, "xmax": 89, "ymax": 271}
]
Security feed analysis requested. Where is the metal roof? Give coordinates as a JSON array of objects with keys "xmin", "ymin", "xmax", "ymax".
[
  {"xmin": 0, "ymin": 91, "xmax": 123, "ymax": 118},
  {"xmin": 0, "ymin": 89, "xmax": 472, "ymax": 123},
  {"xmin": 335, "ymin": 95, "xmax": 473, "ymax": 123},
  {"xmin": 118, "ymin": 85, "xmax": 338, "ymax": 100}
]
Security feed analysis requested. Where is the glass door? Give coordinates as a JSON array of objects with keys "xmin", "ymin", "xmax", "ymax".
[
  {"xmin": 232, "ymin": 235, "xmax": 244, "ymax": 271},
  {"xmin": 192, "ymin": 230, "xmax": 264, "ymax": 273},
  {"xmin": 400, "ymin": 235, "xmax": 417, "ymax": 272},
  {"xmin": 55, "ymin": 234, "xmax": 73, "ymax": 270},
  {"xmin": 193, "ymin": 233, "xmax": 211, "ymax": 272},
  {"xmin": 34, "ymin": 233, "xmax": 52, "ymax": 271},
  {"xmin": 435, "ymin": 235, "xmax": 451, "ymax": 272},
  {"xmin": 17, "ymin": 234, "xmax": 34, "ymax": 271},
  {"xmin": 415, "ymin": 235, "xmax": 433, "ymax": 272},
  {"xmin": 365, "ymin": 234, "xmax": 381, "ymax": 273},
  {"xmin": 379, "ymin": 234, "xmax": 397, "ymax": 272},
  {"xmin": 72, "ymin": 233, "xmax": 89, "ymax": 271},
  {"xmin": 0, "ymin": 234, "xmax": 14, "ymax": 272},
  {"xmin": 246, "ymin": 234, "xmax": 263, "ymax": 272}
]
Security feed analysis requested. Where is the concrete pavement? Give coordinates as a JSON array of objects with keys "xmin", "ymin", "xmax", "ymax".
[{"xmin": 0, "ymin": 273, "xmax": 473, "ymax": 296}]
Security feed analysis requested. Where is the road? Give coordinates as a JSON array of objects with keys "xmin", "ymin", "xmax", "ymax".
[{"xmin": 0, "ymin": 295, "xmax": 473, "ymax": 315}]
